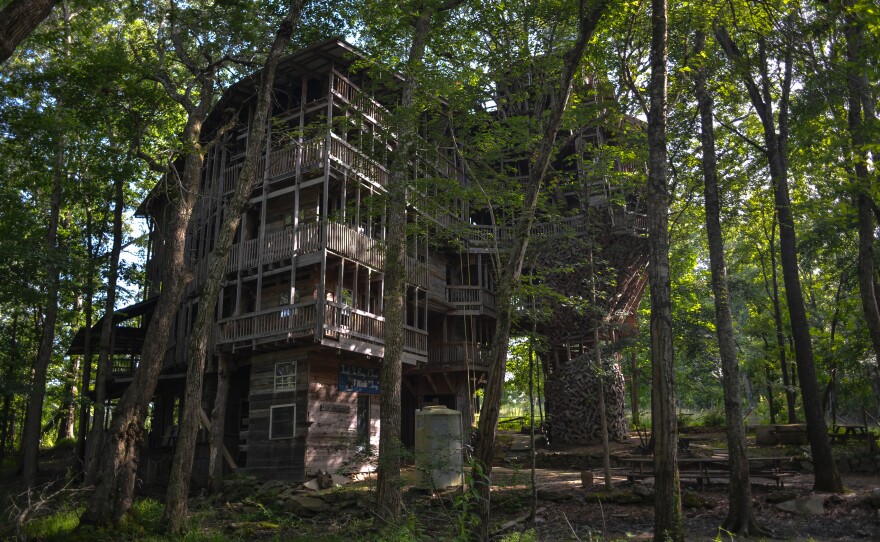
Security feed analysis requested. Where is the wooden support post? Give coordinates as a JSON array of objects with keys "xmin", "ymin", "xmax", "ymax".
[{"xmin": 199, "ymin": 406, "xmax": 237, "ymax": 469}]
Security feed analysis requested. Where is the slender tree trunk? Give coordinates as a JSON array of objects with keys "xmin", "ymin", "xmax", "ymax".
[
  {"xmin": 591, "ymin": 248, "xmax": 612, "ymax": 489},
  {"xmin": 770, "ymin": 218, "xmax": 797, "ymax": 423},
  {"xmin": 376, "ymin": 2, "xmax": 434, "ymax": 521},
  {"xmin": 163, "ymin": 6, "xmax": 300, "ymax": 532},
  {"xmin": 84, "ymin": 177, "xmax": 125, "ymax": 487},
  {"xmin": 469, "ymin": 4, "xmax": 610, "ymax": 538},
  {"xmin": 527, "ymin": 329, "xmax": 537, "ymax": 521},
  {"xmin": 76, "ymin": 210, "xmax": 95, "ymax": 469},
  {"xmin": 766, "ymin": 365, "xmax": 776, "ymax": 424},
  {"xmin": 21, "ymin": 95, "xmax": 65, "ymax": 487},
  {"xmin": 57, "ymin": 354, "xmax": 79, "ymax": 441},
  {"xmin": 845, "ymin": 2, "xmax": 880, "ymax": 417},
  {"xmin": 208, "ymin": 353, "xmax": 230, "ymax": 493},
  {"xmin": 717, "ymin": 26, "xmax": 843, "ymax": 494},
  {"xmin": 631, "ymin": 348, "xmax": 639, "ymax": 426},
  {"xmin": 694, "ymin": 30, "xmax": 762, "ymax": 535},
  {"xmin": 647, "ymin": 0, "xmax": 682, "ymax": 539}
]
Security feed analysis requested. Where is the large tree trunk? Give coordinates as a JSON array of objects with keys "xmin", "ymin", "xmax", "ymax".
[
  {"xmin": 80, "ymin": 80, "xmax": 214, "ymax": 525},
  {"xmin": 21, "ymin": 100, "xmax": 65, "ymax": 487},
  {"xmin": 84, "ymin": 177, "xmax": 125, "ymax": 487},
  {"xmin": 0, "ymin": 0, "xmax": 58, "ymax": 64},
  {"xmin": 162, "ymin": 6, "xmax": 300, "ymax": 532},
  {"xmin": 845, "ymin": 2, "xmax": 880, "ymax": 417},
  {"xmin": 716, "ymin": 26, "xmax": 843, "ymax": 494},
  {"xmin": 694, "ymin": 30, "xmax": 762, "ymax": 535},
  {"xmin": 376, "ymin": 1, "xmax": 435, "ymax": 522},
  {"xmin": 647, "ymin": 0, "xmax": 682, "ymax": 540},
  {"xmin": 469, "ymin": 3, "xmax": 610, "ymax": 539}
]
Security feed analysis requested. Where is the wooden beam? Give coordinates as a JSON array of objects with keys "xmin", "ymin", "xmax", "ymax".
[{"xmin": 199, "ymin": 406, "xmax": 237, "ymax": 469}]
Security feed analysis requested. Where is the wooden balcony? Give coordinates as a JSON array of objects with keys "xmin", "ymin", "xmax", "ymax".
[
  {"xmin": 465, "ymin": 213, "xmax": 647, "ymax": 251},
  {"xmin": 217, "ymin": 301, "xmax": 318, "ymax": 347},
  {"xmin": 446, "ymin": 285, "xmax": 496, "ymax": 316},
  {"xmin": 112, "ymin": 355, "xmax": 139, "ymax": 378},
  {"xmin": 226, "ymin": 222, "xmax": 317, "ymax": 273},
  {"xmin": 218, "ymin": 299, "xmax": 429, "ymax": 359},
  {"xmin": 332, "ymin": 72, "xmax": 389, "ymax": 127},
  {"xmin": 427, "ymin": 342, "xmax": 490, "ymax": 369}
]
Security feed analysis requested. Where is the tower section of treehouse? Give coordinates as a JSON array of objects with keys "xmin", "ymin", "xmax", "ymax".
[{"xmin": 187, "ymin": 66, "xmax": 445, "ymax": 364}]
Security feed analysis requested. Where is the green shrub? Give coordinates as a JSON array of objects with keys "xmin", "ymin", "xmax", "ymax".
[{"xmin": 700, "ymin": 409, "xmax": 726, "ymax": 428}]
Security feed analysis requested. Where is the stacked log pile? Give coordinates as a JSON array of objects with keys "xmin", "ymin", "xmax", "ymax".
[{"xmin": 546, "ymin": 352, "xmax": 628, "ymax": 444}]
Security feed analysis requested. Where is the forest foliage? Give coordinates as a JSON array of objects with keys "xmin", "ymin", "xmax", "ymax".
[{"xmin": 0, "ymin": 0, "xmax": 878, "ymax": 538}]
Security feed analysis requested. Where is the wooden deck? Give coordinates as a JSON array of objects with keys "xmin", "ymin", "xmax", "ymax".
[{"xmin": 216, "ymin": 300, "xmax": 428, "ymax": 361}]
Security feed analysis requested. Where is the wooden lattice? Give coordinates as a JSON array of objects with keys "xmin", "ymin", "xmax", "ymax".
[{"xmin": 545, "ymin": 352, "xmax": 628, "ymax": 444}]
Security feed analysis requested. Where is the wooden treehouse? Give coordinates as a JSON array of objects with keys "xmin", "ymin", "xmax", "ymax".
[{"xmin": 69, "ymin": 38, "xmax": 648, "ymax": 486}]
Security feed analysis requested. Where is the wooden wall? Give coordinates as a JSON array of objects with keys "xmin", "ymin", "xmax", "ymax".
[
  {"xmin": 305, "ymin": 352, "xmax": 381, "ymax": 475},
  {"xmin": 245, "ymin": 350, "xmax": 309, "ymax": 481}
]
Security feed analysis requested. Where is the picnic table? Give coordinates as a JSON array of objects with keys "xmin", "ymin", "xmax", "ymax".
[
  {"xmin": 621, "ymin": 455, "xmax": 795, "ymax": 489},
  {"xmin": 829, "ymin": 424, "xmax": 869, "ymax": 443}
]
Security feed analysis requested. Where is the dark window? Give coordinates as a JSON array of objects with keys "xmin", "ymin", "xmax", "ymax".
[{"xmin": 270, "ymin": 404, "xmax": 295, "ymax": 439}]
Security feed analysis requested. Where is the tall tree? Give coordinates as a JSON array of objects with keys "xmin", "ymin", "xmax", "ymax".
[
  {"xmin": 19, "ymin": 3, "xmax": 69, "ymax": 486},
  {"xmin": 646, "ymin": 0, "xmax": 682, "ymax": 539},
  {"xmin": 469, "ymin": 1, "xmax": 611, "ymax": 539},
  {"xmin": 162, "ymin": 1, "xmax": 303, "ymax": 533},
  {"xmin": 843, "ymin": 0, "xmax": 880, "ymax": 415},
  {"xmin": 81, "ymin": 5, "xmax": 230, "ymax": 524},
  {"xmin": 693, "ymin": 29, "xmax": 763, "ymax": 537},
  {"xmin": 716, "ymin": 13, "xmax": 843, "ymax": 492},
  {"xmin": 374, "ymin": 0, "xmax": 463, "ymax": 520}
]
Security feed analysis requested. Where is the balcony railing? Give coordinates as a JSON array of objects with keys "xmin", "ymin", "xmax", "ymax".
[
  {"xmin": 332, "ymin": 73, "xmax": 389, "ymax": 126},
  {"xmin": 217, "ymin": 301, "xmax": 318, "ymax": 345},
  {"xmin": 427, "ymin": 342, "xmax": 490, "ymax": 368},
  {"xmin": 112, "ymin": 356, "xmax": 138, "ymax": 377},
  {"xmin": 325, "ymin": 220, "xmax": 384, "ymax": 269},
  {"xmin": 328, "ymin": 133, "xmax": 390, "ymax": 188},
  {"xmin": 446, "ymin": 285, "xmax": 496, "ymax": 315},
  {"xmin": 405, "ymin": 256, "xmax": 429, "ymax": 289},
  {"xmin": 466, "ymin": 215, "xmax": 612, "ymax": 249}
]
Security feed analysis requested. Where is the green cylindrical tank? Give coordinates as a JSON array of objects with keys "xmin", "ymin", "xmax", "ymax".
[{"xmin": 414, "ymin": 405, "xmax": 463, "ymax": 489}]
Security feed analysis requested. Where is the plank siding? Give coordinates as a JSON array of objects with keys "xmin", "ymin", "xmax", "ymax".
[
  {"xmin": 245, "ymin": 351, "xmax": 309, "ymax": 481},
  {"xmin": 305, "ymin": 353, "xmax": 380, "ymax": 474}
]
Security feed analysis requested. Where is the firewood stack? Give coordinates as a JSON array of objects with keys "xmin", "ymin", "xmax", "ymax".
[{"xmin": 545, "ymin": 352, "xmax": 628, "ymax": 444}]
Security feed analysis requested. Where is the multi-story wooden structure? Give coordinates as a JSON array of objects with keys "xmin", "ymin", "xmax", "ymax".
[{"xmin": 71, "ymin": 38, "xmax": 647, "ymax": 485}]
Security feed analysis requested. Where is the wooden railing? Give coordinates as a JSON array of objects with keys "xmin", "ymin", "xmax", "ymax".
[
  {"xmin": 467, "ymin": 215, "xmax": 596, "ymax": 249},
  {"xmin": 226, "ymin": 220, "xmax": 381, "ymax": 273},
  {"xmin": 404, "ymin": 326, "xmax": 428, "ymax": 355},
  {"xmin": 405, "ymin": 256, "xmax": 429, "ymax": 289},
  {"xmin": 222, "ymin": 160, "xmax": 265, "ymax": 194},
  {"xmin": 329, "ymin": 133, "xmax": 390, "ymax": 188},
  {"xmin": 112, "ymin": 356, "xmax": 138, "ymax": 376},
  {"xmin": 446, "ymin": 285, "xmax": 496, "ymax": 314},
  {"xmin": 268, "ymin": 145, "xmax": 297, "ymax": 178},
  {"xmin": 217, "ymin": 301, "xmax": 317, "ymax": 345},
  {"xmin": 323, "ymin": 302, "xmax": 384, "ymax": 345},
  {"xmin": 325, "ymin": 221, "xmax": 384, "ymax": 269},
  {"xmin": 332, "ymin": 73, "xmax": 389, "ymax": 126},
  {"xmin": 428, "ymin": 342, "xmax": 490, "ymax": 368}
]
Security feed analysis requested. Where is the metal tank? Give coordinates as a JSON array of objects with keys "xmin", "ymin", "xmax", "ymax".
[{"xmin": 414, "ymin": 405, "xmax": 463, "ymax": 489}]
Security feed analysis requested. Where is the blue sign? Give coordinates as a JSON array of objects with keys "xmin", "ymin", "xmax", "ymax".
[{"xmin": 338, "ymin": 364, "xmax": 380, "ymax": 394}]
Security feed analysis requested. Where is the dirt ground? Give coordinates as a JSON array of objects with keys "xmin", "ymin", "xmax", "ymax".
[
  {"xmin": 482, "ymin": 467, "xmax": 880, "ymax": 541},
  {"xmin": 476, "ymin": 432, "xmax": 880, "ymax": 541}
]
